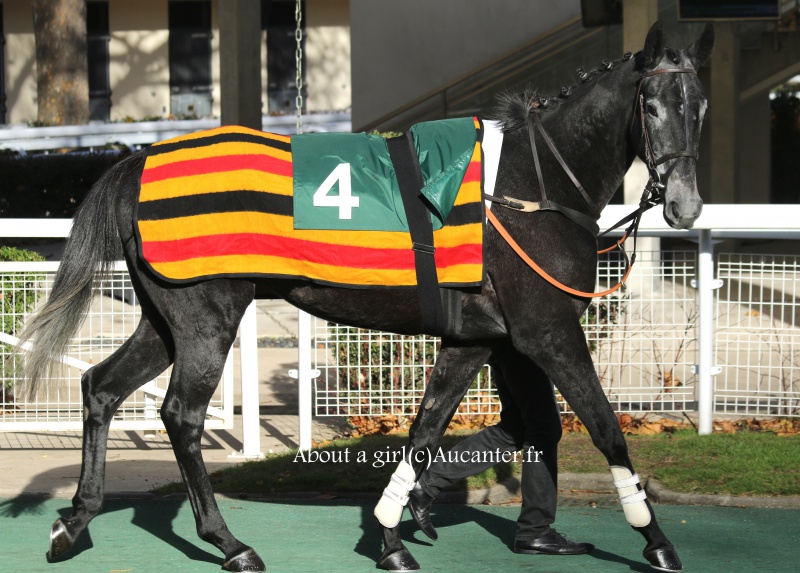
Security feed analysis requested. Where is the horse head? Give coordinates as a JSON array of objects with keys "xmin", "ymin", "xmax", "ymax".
[{"xmin": 632, "ymin": 21, "xmax": 715, "ymax": 229}]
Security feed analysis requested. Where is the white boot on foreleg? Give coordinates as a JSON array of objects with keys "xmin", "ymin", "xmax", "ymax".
[{"xmin": 610, "ymin": 465, "xmax": 651, "ymax": 527}]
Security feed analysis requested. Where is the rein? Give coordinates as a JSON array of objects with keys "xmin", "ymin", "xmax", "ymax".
[{"xmin": 486, "ymin": 67, "xmax": 698, "ymax": 298}]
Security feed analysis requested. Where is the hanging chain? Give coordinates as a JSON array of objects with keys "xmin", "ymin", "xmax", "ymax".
[{"xmin": 295, "ymin": 0, "xmax": 304, "ymax": 135}]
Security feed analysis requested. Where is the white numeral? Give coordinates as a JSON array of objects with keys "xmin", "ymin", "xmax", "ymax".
[{"xmin": 313, "ymin": 163, "xmax": 359, "ymax": 220}]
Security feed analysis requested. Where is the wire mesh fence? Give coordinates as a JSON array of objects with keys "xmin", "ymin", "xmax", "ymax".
[
  {"xmin": 4, "ymin": 250, "xmax": 800, "ymax": 429},
  {"xmin": 0, "ymin": 262, "xmax": 228, "ymax": 430},
  {"xmin": 312, "ymin": 250, "xmax": 701, "ymax": 417},
  {"xmin": 311, "ymin": 250, "xmax": 800, "ymax": 419},
  {"xmin": 715, "ymin": 254, "xmax": 800, "ymax": 417}
]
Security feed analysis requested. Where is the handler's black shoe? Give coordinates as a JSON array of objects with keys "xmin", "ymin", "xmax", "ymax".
[
  {"xmin": 408, "ymin": 482, "xmax": 438, "ymax": 540},
  {"xmin": 513, "ymin": 530, "xmax": 594, "ymax": 555}
]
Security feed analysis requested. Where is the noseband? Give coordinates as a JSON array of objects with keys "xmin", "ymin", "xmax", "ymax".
[{"xmin": 632, "ymin": 67, "xmax": 699, "ymax": 186}]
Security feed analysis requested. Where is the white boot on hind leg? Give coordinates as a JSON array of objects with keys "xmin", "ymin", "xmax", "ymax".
[{"xmin": 374, "ymin": 460, "xmax": 416, "ymax": 529}]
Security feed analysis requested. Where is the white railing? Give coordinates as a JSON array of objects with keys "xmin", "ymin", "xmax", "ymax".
[
  {"xmin": 0, "ymin": 113, "xmax": 351, "ymax": 153},
  {"xmin": 4, "ymin": 205, "xmax": 800, "ymax": 446},
  {"xmin": 304, "ymin": 205, "xmax": 800, "ymax": 436},
  {"xmin": 0, "ymin": 220, "xmax": 266, "ymax": 457}
]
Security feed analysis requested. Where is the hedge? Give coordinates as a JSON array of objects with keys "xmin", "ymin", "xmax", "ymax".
[{"xmin": 0, "ymin": 150, "xmax": 131, "ymax": 218}]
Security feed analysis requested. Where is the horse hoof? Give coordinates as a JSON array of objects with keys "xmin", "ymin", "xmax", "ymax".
[
  {"xmin": 378, "ymin": 548, "xmax": 421, "ymax": 572},
  {"xmin": 222, "ymin": 547, "xmax": 266, "ymax": 572},
  {"xmin": 644, "ymin": 546, "xmax": 683, "ymax": 572},
  {"xmin": 48, "ymin": 518, "xmax": 77, "ymax": 561}
]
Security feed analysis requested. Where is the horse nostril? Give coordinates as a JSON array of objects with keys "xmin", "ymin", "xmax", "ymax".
[{"xmin": 669, "ymin": 201, "xmax": 681, "ymax": 221}]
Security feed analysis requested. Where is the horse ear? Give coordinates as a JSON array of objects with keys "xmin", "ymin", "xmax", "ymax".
[
  {"xmin": 687, "ymin": 23, "xmax": 715, "ymax": 69},
  {"xmin": 642, "ymin": 20, "xmax": 665, "ymax": 69}
]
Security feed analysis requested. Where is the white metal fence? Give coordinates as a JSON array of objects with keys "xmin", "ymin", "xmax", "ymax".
[
  {"xmin": 306, "ymin": 205, "xmax": 800, "ymax": 436},
  {"xmin": 4, "ymin": 206, "xmax": 800, "ymax": 443},
  {"xmin": 0, "ymin": 260, "xmax": 233, "ymax": 432},
  {"xmin": 309, "ymin": 251, "xmax": 699, "ymax": 419},
  {"xmin": 714, "ymin": 253, "xmax": 800, "ymax": 417}
]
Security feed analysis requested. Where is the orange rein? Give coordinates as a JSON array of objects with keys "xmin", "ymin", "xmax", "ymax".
[{"xmin": 485, "ymin": 207, "xmax": 633, "ymax": 298}]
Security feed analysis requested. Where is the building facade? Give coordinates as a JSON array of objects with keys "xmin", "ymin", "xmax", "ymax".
[{"xmin": 0, "ymin": 0, "xmax": 350, "ymax": 125}]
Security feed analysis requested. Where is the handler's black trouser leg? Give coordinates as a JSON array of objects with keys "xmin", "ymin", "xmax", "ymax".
[{"xmin": 418, "ymin": 348, "xmax": 563, "ymax": 540}]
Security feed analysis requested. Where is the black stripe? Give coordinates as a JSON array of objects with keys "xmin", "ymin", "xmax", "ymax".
[
  {"xmin": 147, "ymin": 132, "xmax": 291, "ymax": 157},
  {"xmin": 444, "ymin": 202, "xmax": 482, "ymax": 227},
  {"xmin": 138, "ymin": 190, "xmax": 293, "ymax": 221}
]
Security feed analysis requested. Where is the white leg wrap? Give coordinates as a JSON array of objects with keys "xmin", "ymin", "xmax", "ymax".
[
  {"xmin": 610, "ymin": 465, "xmax": 651, "ymax": 527},
  {"xmin": 374, "ymin": 460, "xmax": 416, "ymax": 528}
]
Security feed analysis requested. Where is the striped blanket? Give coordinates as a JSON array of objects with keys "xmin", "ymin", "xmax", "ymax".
[{"xmin": 135, "ymin": 120, "xmax": 485, "ymax": 288}]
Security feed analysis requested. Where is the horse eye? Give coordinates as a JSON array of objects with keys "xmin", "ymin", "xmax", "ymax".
[{"xmin": 646, "ymin": 103, "xmax": 658, "ymax": 118}]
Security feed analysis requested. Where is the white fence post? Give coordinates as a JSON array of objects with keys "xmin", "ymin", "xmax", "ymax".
[
  {"xmin": 695, "ymin": 229, "xmax": 721, "ymax": 435},
  {"xmin": 143, "ymin": 380, "xmax": 159, "ymax": 439},
  {"xmin": 230, "ymin": 301, "xmax": 264, "ymax": 459},
  {"xmin": 297, "ymin": 310, "xmax": 314, "ymax": 451}
]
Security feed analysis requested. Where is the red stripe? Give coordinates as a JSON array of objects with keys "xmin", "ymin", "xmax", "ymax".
[
  {"xmin": 434, "ymin": 243, "xmax": 482, "ymax": 268},
  {"xmin": 462, "ymin": 159, "xmax": 481, "ymax": 183},
  {"xmin": 142, "ymin": 233, "xmax": 481, "ymax": 270},
  {"xmin": 141, "ymin": 154, "xmax": 293, "ymax": 184}
]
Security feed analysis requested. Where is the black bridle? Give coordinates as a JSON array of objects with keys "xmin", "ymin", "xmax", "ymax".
[
  {"xmin": 597, "ymin": 66, "xmax": 701, "ymax": 237},
  {"xmin": 632, "ymin": 67, "xmax": 700, "ymax": 188},
  {"xmin": 484, "ymin": 66, "xmax": 702, "ymax": 294}
]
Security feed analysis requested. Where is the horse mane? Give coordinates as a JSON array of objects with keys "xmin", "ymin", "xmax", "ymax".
[{"xmin": 486, "ymin": 50, "xmax": 654, "ymax": 133}]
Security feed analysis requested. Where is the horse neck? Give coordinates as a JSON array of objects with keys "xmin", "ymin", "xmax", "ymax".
[{"xmin": 538, "ymin": 69, "xmax": 639, "ymax": 212}]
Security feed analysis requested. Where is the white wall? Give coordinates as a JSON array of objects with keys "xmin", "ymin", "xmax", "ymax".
[
  {"xmin": 349, "ymin": 0, "xmax": 581, "ymax": 129},
  {"xmin": 108, "ymin": 0, "xmax": 170, "ymax": 121}
]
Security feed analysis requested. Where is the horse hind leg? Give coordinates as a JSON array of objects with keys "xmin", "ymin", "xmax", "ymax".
[
  {"xmin": 48, "ymin": 314, "xmax": 173, "ymax": 561},
  {"xmin": 375, "ymin": 341, "xmax": 493, "ymax": 571},
  {"xmin": 153, "ymin": 280, "xmax": 264, "ymax": 572}
]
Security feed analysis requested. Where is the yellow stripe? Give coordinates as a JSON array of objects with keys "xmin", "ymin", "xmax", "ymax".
[
  {"xmin": 140, "ymin": 171, "xmax": 292, "ymax": 202},
  {"xmin": 150, "ymin": 255, "xmax": 419, "ymax": 285},
  {"xmin": 437, "ymin": 263, "xmax": 484, "ymax": 284},
  {"xmin": 433, "ymin": 223, "xmax": 483, "ymax": 248},
  {"xmin": 150, "ymin": 255, "xmax": 481, "ymax": 286},
  {"xmin": 145, "ymin": 141, "xmax": 291, "ymax": 168},
  {"xmin": 139, "ymin": 212, "xmax": 481, "ymax": 251}
]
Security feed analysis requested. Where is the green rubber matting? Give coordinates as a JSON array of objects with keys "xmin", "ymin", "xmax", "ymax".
[{"xmin": 1, "ymin": 497, "xmax": 797, "ymax": 572}]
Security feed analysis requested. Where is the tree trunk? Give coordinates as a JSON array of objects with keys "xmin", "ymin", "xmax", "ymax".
[{"xmin": 31, "ymin": 0, "xmax": 89, "ymax": 126}]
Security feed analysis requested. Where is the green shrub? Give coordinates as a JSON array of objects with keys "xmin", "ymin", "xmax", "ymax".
[{"xmin": 1, "ymin": 246, "xmax": 45, "ymax": 391}]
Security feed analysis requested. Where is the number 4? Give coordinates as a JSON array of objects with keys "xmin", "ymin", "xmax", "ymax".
[{"xmin": 313, "ymin": 163, "xmax": 360, "ymax": 220}]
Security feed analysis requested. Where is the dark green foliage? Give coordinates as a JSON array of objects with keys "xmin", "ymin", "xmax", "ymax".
[
  {"xmin": 329, "ymin": 328, "xmax": 492, "ymax": 416},
  {"xmin": 331, "ymin": 328, "xmax": 439, "ymax": 415},
  {"xmin": 0, "ymin": 150, "xmax": 130, "ymax": 218}
]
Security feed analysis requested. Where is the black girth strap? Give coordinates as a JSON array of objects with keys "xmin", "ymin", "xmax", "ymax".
[{"xmin": 386, "ymin": 132, "xmax": 445, "ymax": 336}]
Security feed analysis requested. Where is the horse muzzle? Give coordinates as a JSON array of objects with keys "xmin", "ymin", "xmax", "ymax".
[
  {"xmin": 662, "ymin": 168, "xmax": 703, "ymax": 229},
  {"xmin": 664, "ymin": 195, "xmax": 702, "ymax": 229}
]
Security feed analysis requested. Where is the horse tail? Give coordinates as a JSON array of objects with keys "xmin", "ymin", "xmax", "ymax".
[{"xmin": 16, "ymin": 153, "xmax": 143, "ymax": 399}]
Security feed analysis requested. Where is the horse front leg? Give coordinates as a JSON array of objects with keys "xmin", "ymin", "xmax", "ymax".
[
  {"xmin": 48, "ymin": 316, "xmax": 172, "ymax": 561},
  {"xmin": 516, "ymin": 320, "xmax": 682, "ymax": 572},
  {"xmin": 375, "ymin": 341, "xmax": 493, "ymax": 571}
]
